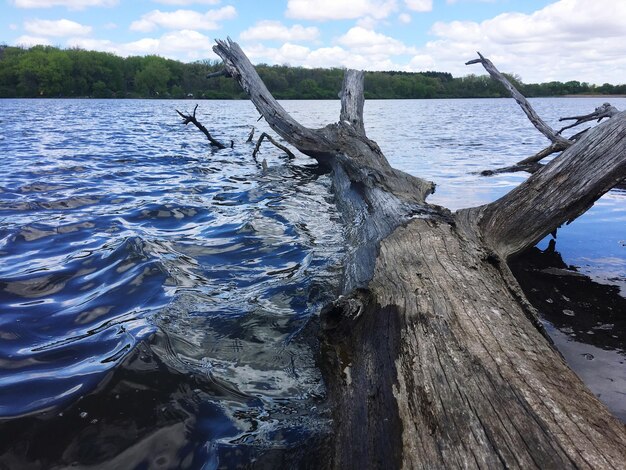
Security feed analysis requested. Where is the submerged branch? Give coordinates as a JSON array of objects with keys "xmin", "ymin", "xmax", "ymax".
[
  {"xmin": 176, "ymin": 104, "xmax": 227, "ymax": 149},
  {"xmin": 252, "ymin": 132, "xmax": 296, "ymax": 161},
  {"xmin": 246, "ymin": 126, "xmax": 255, "ymax": 143}
]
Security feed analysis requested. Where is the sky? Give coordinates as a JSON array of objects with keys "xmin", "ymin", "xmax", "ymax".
[{"xmin": 1, "ymin": 0, "xmax": 624, "ymax": 84}]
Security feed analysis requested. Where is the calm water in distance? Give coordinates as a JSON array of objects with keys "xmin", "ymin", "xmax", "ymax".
[{"xmin": 0, "ymin": 97, "xmax": 624, "ymax": 467}]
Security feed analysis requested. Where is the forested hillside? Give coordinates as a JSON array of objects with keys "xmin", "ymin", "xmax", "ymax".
[{"xmin": 1, "ymin": 45, "xmax": 624, "ymax": 99}]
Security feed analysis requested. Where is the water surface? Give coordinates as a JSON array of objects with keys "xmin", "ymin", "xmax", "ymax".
[{"xmin": 0, "ymin": 97, "xmax": 624, "ymax": 467}]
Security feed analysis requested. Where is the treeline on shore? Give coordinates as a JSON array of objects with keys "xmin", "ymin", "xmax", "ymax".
[{"xmin": 1, "ymin": 45, "xmax": 624, "ymax": 100}]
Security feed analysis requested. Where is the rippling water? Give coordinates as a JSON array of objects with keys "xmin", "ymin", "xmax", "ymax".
[{"xmin": 0, "ymin": 97, "xmax": 624, "ymax": 467}]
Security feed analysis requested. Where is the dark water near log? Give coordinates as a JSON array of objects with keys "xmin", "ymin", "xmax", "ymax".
[{"xmin": 0, "ymin": 97, "xmax": 624, "ymax": 467}]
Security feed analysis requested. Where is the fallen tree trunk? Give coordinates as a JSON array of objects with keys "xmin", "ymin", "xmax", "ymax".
[{"xmin": 211, "ymin": 39, "xmax": 626, "ymax": 468}]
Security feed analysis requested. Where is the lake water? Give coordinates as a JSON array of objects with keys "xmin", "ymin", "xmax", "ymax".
[{"xmin": 0, "ymin": 97, "xmax": 624, "ymax": 467}]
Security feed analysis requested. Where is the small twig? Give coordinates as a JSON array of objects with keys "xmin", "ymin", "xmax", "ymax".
[
  {"xmin": 176, "ymin": 104, "xmax": 226, "ymax": 149},
  {"xmin": 467, "ymin": 52, "xmax": 571, "ymax": 148},
  {"xmin": 252, "ymin": 132, "xmax": 295, "ymax": 161},
  {"xmin": 246, "ymin": 126, "xmax": 255, "ymax": 143}
]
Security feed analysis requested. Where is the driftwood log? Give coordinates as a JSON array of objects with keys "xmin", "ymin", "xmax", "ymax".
[{"xmin": 209, "ymin": 39, "xmax": 626, "ymax": 468}]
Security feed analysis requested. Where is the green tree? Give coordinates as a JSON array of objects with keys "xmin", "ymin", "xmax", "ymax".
[{"xmin": 134, "ymin": 56, "xmax": 171, "ymax": 97}]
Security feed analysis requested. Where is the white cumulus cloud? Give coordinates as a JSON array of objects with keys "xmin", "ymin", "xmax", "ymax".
[
  {"xmin": 130, "ymin": 6, "xmax": 236, "ymax": 32},
  {"xmin": 24, "ymin": 19, "xmax": 92, "ymax": 37},
  {"xmin": 12, "ymin": 0, "xmax": 117, "ymax": 8},
  {"xmin": 421, "ymin": 0, "xmax": 626, "ymax": 83},
  {"xmin": 286, "ymin": 0, "xmax": 397, "ymax": 21},
  {"xmin": 405, "ymin": 0, "xmax": 432, "ymax": 12},
  {"xmin": 14, "ymin": 35, "xmax": 52, "ymax": 46},
  {"xmin": 240, "ymin": 21, "xmax": 319, "ymax": 42},
  {"xmin": 338, "ymin": 26, "xmax": 415, "ymax": 56},
  {"xmin": 67, "ymin": 29, "xmax": 218, "ymax": 61}
]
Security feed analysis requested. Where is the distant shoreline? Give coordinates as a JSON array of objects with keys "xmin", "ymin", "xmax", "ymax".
[
  {"xmin": 560, "ymin": 94, "xmax": 626, "ymax": 98},
  {"xmin": 2, "ymin": 95, "xmax": 625, "ymax": 101}
]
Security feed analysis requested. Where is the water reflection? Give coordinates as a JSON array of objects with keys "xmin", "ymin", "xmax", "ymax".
[{"xmin": 510, "ymin": 241, "xmax": 626, "ymax": 421}]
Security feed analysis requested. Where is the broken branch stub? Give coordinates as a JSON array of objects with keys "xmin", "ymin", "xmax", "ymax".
[{"xmin": 339, "ymin": 70, "xmax": 366, "ymax": 135}]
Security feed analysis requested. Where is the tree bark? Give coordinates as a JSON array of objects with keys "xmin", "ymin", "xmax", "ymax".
[{"xmin": 212, "ymin": 38, "xmax": 626, "ymax": 468}]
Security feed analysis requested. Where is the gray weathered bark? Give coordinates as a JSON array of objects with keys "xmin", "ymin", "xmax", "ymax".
[{"xmin": 212, "ymin": 38, "xmax": 626, "ymax": 469}]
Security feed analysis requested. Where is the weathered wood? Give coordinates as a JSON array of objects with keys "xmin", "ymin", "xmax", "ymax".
[
  {"xmin": 467, "ymin": 53, "xmax": 571, "ymax": 147},
  {"xmin": 558, "ymin": 102, "xmax": 619, "ymax": 135},
  {"xmin": 468, "ymin": 111, "xmax": 626, "ymax": 259},
  {"xmin": 176, "ymin": 104, "xmax": 226, "ymax": 149},
  {"xmin": 339, "ymin": 70, "xmax": 366, "ymax": 135},
  {"xmin": 211, "ymin": 39, "xmax": 626, "ymax": 469},
  {"xmin": 469, "ymin": 55, "xmax": 621, "ymax": 179},
  {"xmin": 252, "ymin": 132, "xmax": 296, "ymax": 160},
  {"xmin": 516, "ymin": 142, "xmax": 565, "ymax": 165}
]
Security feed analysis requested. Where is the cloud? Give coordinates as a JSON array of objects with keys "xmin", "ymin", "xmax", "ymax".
[
  {"xmin": 12, "ymin": 0, "xmax": 117, "ymax": 8},
  {"xmin": 67, "ymin": 29, "xmax": 219, "ymax": 61},
  {"xmin": 130, "ymin": 6, "xmax": 236, "ymax": 32},
  {"xmin": 240, "ymin": 21, "xmax": 319, "ymax": 42},
  {"xmin": 420, "ymin": 0, "xmax": 626, "ymax": 83},
  {"xmin": 285, "ymin": 0, "xmax": 397, "ymax": 21},
  {"xmin": 398, "ymin": 13, "xmax": 411, "ymax": 23},
  {"xmin": 337, "ymin": 26, "xmax": 416, "ymax": 56},
  {"xmin": 24, "ymin": 19, "xmax": 92, "ymax": 37},
  {"xmin": 243, "ymin": 42, "xmax": 406, "ymax": 71},
  {"xmin": 405, "ymin": 0, "xmax": 432, "ymax": 12},
  {"xmin": 14, "ymin": 35, "xmax": 52, "ymax": 46}
]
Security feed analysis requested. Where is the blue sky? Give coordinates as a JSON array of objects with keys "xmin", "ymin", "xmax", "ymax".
[{"xmin": 1, "ymin": 0, "xmax": 624, "ymax": 84}]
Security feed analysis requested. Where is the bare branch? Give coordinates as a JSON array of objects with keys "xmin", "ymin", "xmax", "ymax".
[
  {"xmin": 516, "ymin": 142, "xmax": 566, "ymax": 165},
  {"xmin": 479, "ymin": 144, "xmax": 564, "ymax": 177},
  {"xmin": 176, "ymin": 105, "xmax": 226, "ymax": 149},
  {"xmin": 467, "ymin": 52, "xmax": 571, "ymax": 147},
  {"xmin": 557, "ymin": 102, "xmax": 619, "ymax": 135},
  {"xmin": 212, "ymin": 38, "xmax": 333, "ymax": 154},
  {"xmin": 211, "ymin": 37, "xmax": 434, "ymax": 204},
  {"xmin": 252, "ymin": 132, "xmax": 296, "ymax": 160},
  {"xmin": 465, "ymin": 112, "xmax": 626, "ymax": 259}
]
